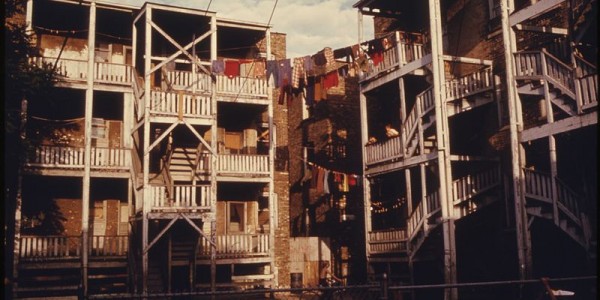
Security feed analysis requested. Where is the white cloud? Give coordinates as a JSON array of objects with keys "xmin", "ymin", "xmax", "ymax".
[{"xmin": 110, "ymin": 0, "xmax": 374, "ymax": 58}]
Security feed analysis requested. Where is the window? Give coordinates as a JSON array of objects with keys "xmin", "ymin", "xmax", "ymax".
[
  {"xmin": 228, "ymin": 202, "xmax": 246, "ymax": 233},
  {"xmin": 489, "ymin": 0, "xmax": 501, "ymax": 19}
]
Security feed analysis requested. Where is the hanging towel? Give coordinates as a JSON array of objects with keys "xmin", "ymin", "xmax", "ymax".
[{"xmin": 212, "ymin": 60, "xmax": 225, "ymax": 74}]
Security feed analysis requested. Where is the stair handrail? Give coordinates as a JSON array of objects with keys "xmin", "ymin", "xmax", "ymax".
[
  {"xmin": 540, "ymin": 48, "xmax": 576, "ymax": 92},
  {"xmin": 403, "ymin": 87, "xmax": 433, "ymax": 151},
  {"xmin": 554, "ymin": 175, "xmax": 581, "ymax": 221},
  {"xmin": 573, "ymin": 54, "xmax": 596, "ymax": 77},
  {"xmin": 160, "ymin": 140, "xmax": 174, "ymax": 200},
  {"xmin": 193, "ymin": 142, "xmax": 206, "ymax": 175}
]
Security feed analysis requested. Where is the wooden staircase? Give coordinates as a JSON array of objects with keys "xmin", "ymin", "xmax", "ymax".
[
  {"xmin": 523, "ymin": 169, "xmax": 590, "ymax": 250},
  {"xmin": 514, "ymin": 49, "xmax": 598, "ymax": 116},
  {"xmin": 168, "ymin": 146, "xmax": 210, "ymax": 181},
  {"xmin": 407, "ymin": 167, "xmax": 502, "ymax": 258}
]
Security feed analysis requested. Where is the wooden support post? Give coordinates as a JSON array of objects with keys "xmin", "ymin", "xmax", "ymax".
[
  {"xmin": 265, "ymin": 26, "xmax": 278, "ymax": 289},
  {"xmin": 428, "ymin": 1, "xmax": 457, "ymax": 299},
  {"xmin": 12, "ymin": 98, "xmax": 28, "ymax": 298},
  {"xmin": 209, "ymin": 14, "xmax": 218, "ymax": 294},
  {"xmin": 81, "ymin": 3, "xmax": 96, "ymax": 297},
  {"xmin": 142, "ymin": 6, "xmax": 153, "ymax": 296},
  {"xmin": 359, "ymin": 91, "xmax": 372, "ymax": 261},
  {"xmin": 500, "ymin": 0, "xmax": 533, "ymax": 282}
]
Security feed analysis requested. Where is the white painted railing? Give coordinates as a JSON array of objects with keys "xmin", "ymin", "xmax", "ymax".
[
  {"xmin": 217, "ymin": 154, "xmax": 269, "ymax": 175},
  {"xmin": 30, "ymin": 56, "xmax": 87, "ymax": 80},
  {"xmin": 216, "ymin": 75, "xmax": 269, "ymax": 99},
  {"xmin": 363, "ymin": 36, "xmax": 426, "ymax": 79},
  {"xmin": 30, "ymin": 57, "xmax": 132, "ymax": 85},
  {"xmin": 28, "ymin": 145, "xmax": 130, "ymax": 169},
  {"xmin": 165, "ymin": 70, "xmax": 212, "ymax": 92},
  {"xmin": 452, "ymin": 167, "xmax": 500, "ymax": 203},
  {"xmin": 19, "ymin": 235, "xmax": 81, "ymax": 259},
  {"xmin": 403, "ymin": 87, "xmax": 435, "ymax": 157},
  {"xmin": 514, "ymin": 50, "xmax": 575, "ymax": 92},
  {"xmin": 149, "ymin": 91, "xmax": 212, "ymax": 117},
  {"xmin": 198, "ymin": 234, "xmax": 269, "ymax": 256},
  {"xmin": 407, "ymin": 190, "xmax": 440, "ymax": 239},
  {"xmin": 366, "ymin": 47, "xmax": 399, "ymax": 78},
  {"xmin": 368, "ymin": 229, "xmax": 408, "ymax": 254},
  {"xmin": 445, "ymin": 68, "xmax": 494, "ymax": 101},
  {"xmin": 150, "ymin": 185, "xmax": 211, "ymax": 209},
  {"xmin": 365, "ymin": 136, "xmax": 402, "ymax": 165},
  {"xmin": 574, "ymin": 55, "xmax": 597, "ymax": 110},
  {"xmin": 399, "ymin": 42, "xmax": 426, "ymax": 66},
  {"xmin": 19, "ymin": 235, "xmax": 128, "ymax": 259},
  {"xmin": 89, "ymin": 235, "xmax": 128, "ymax": 256},
  {"xmin": 94, "ymin": 61, "xmax": 132, "ymax": 85},
  {"xmin": 523, "ymin": 169, "xmax": 553, "ymax": 202}
]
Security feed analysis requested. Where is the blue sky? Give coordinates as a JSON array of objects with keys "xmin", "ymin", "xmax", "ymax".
[{"xmin": 112, "ymin": 0, "xmax": 374, "ymax": 58}]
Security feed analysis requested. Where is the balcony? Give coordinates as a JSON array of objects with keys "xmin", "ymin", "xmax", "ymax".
[
  {"xmin": 367, "ymin": 229, "xmax": 408, "ymax": 255},
  {"xmin": 163, "ymin": 70, "xmax": 270, "ymax": 104},
  {"xmin": 361, "ymin": 32, "xmax": 428, "ymax": 81},
  {"xmin": 197, "ymin": 234, "xmax": 270, "ymax": 258},
  {"xmin": 216, "ymin": 154, "xmax": 270, "ymax": 177},
  {"xmin": 149, "ymin": 90, "xmax": 212, "ymax": 121},
  {"xmin": 30, "ymin": 56, "xmax": 132, "ymax": 86},
  {"xmin": 149, "ymin": 185, "xmax": 211, "ymax": 212},
  {"xmin": 365, "ymin": 136, "xmax": 403, "ymax": 166},
  {"xmin": 26, "ymin": 145, "xmax": 130, "ymax": 173},
  {"xmin": 18, "ymin": 235, "xmax": 128, "ymax": 261}
]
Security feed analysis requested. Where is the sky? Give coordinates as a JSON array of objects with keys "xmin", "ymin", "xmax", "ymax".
[{"xmin": 113, "ymin": 0, "xmax": 374, "ymax": 58}]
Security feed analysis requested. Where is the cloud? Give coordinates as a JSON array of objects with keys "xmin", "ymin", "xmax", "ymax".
[{"xmin": 111, "ymin": 0, "xmax": 374, "ymax": 58}]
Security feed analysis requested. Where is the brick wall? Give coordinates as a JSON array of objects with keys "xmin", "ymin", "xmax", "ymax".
[{"xmin": 270, "ymin": 32, "xmax": 292, "ymax": 287}]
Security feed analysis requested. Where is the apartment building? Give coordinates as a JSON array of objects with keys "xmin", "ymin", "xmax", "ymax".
[
  {"xmin": 354, "ymin": 0, "xmax": 596, "ymax": 299},
  {"xmin": 12, "ymin": 0, "xmax": 289, "ymax": 298}
]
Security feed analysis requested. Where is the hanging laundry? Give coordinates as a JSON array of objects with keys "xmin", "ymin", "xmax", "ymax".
[
  {"xmin": 348, "ymin": 175, "xmax": 357, "ymax": 187},
  {"xmin": 292, "ymin": 57, "xmax": 306, "ymax": 89},
  {"xmin": 323, "ymin": 169, "xmax": 330, "ymax": 195},
  {"xmin": 314, "ymin": 77, "xmax": 323, "ymax": 102},
  {"xmin": 266, "ymin": 60, "xmax": 279, "ymax": 87},
  {"xmin": 305, "ymin": 76, "xmax": 315, "ymax": 106},
  {"xmin": 278, "ymin": 59, "xmax": 292, "ymax": 88},
  {"xmin": 311, "ymin": 165, "xmax": 320, "ymax": 188},
  {"xmin": 368, "ymin": 39, "xmax": 384, "ymax": 66},
  {"xmin": 224, "ymin": 60, "xmax": 241, "ymax": 78},
  {"xmin": 323, "ymin": 71, "xmax": 339, "ymax": 90},
  {"xmin": 316, "ymin": 167, "xmax": 324, "ymax": 195},
  {"xmin": 303, "ymin": 55, "xmax": 313, "ymax": 74},
  {"xmin": 333, "ymin": 46, "xmax": 352, "ymax": 60},
  {"xmin": 341, "ymin": 174, "xmax": 349, "ymax": 192},
  {"xmin": 240, "ymin": 61, "xmax": 255, "ymax": 78},
  {"xmin": 211, "ymin": 59, "xmax": 225, "ymax": 75},
  {"xmin": 313, "ymin": 51, "xmax": 327, "ymax": 66}
]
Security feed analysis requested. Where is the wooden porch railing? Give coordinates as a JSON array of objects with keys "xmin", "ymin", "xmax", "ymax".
[
  {"xmin": 514, "ymin": 50, "xmax": 576, "ymax": 100},
  {"xmin": 149, "ymin": 90, "xmax": 212, "ymax": 118},
  {"xmin": 452, "ymin": 167, "xmax": 500, "ymax": 204},
  {"xmin": 215, "ymin": 75, "xmax": 269, "ymax": 99},
  {"xmin": 365, "ymin": 136, "xmax": 402, "ymax": 165},
  {"xmin": 523, "ymin": 169, "xmax": 582, "ymax": 225},
  {"xmin": 407, "ymin": 190, "xmax": 440, "ymax": 239},
  {"xmin": 30, "ymin": 57, "xmax": 132, "ymax": 85},
  {"xmin": 403, "ymin": 87, "xmax": 435, "ymax": 157},
  {"xmin": 574, "ymin": 55, "xmax": 598, "ymax": 110},
  {"xmin": 94, "ymin": 61, "xmax": 132, "ymax": 84},
  {"xmin": 445, "ymin": 67, "xmax": 494, "ymax": 101},
  {"xmin": 150, "ymin": 185, "xmax": 211, "ymax": 210},
  {"xmin": 363, "ymin": 33, "xmax": 426, "ymax": 79},
  {"xmin": 19, "ymin": 235, "xmax": 128, "ymax": 259},
  {"xmin": 367, "ymin": 229, "xmax": 408, "ymax": 254},
  {"xmin": 165, "ymin": 70, "xmax": 212, "ymax": 92},
  {"xmin": 217, "ymin": 154, "xmax": 269, "ymax": 175},
  {"xmin": 89, "ymin": 235, "xmax": 129, "ymax": 256},
  {"xmin": 198, "ymin": 234, "xmax": 269, "ymax": 256},
  {"xmin": 27, "ymin": 145, "xmax": 130, "ymax": 170}
]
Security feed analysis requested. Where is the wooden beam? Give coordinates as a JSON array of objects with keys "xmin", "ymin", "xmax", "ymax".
[
  {"xmin": 183, "ymin": 120, "xmax": 214, "ymax": 154},
  {"xmin": 509, "ymin": 0, "xmax": 565, "ymax": 26},
  {"xmin": 442, "ymin": 55, "xmax": 493, "ymax": 66},
  {"xmin": 361, "ymin": 54, "xmax": 432, "ymax": 93},
  {"xmin": 520, "ymin": 111, "xmax": 597, "ymax": 142},
  {"xmin": 181, "ymin": 214, "xmax": 215, "ymax": 247},
  {"xmin": 144, "ymin": 121, "xmax": 178, "ymax": 155},
  {"xmin": 514, "ymin": 24, "xmax": 568, "ymax": 35},
  {"xmin": 143, "ymin": 216, "xmax": 178, "ymax": 255},
  {"xmin": 147, "ymin": 20, "xmax": 213, "ymax": 75}
]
